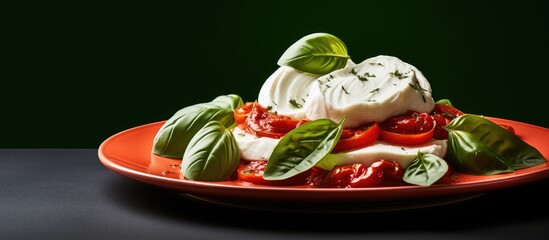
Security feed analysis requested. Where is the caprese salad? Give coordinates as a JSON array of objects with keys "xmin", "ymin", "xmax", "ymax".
[{"xmin": 152, "ymin": 33, "xmax": 546, "ymax": 188}]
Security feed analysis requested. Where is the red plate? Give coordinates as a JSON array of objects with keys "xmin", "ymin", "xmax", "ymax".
[{"xmin": 98, "ymin": 117, "xmax": 549, "ymax": 210}]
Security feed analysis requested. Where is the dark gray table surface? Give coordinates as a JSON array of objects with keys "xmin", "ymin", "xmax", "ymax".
[{"xmin": 1, "ymin": 149, "xmax": 549, "ymax": 240}]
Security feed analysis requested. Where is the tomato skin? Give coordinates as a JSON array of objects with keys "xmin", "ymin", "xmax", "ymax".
[
  {"xmin": 320, "ymin": 164, "xmax": 359, "ymax": 188},
  {"xmin": 430, "ymin": 104, "xmax": 464, "ymax": 118},
  {"xmin": 236, "ymin": 160, "xmax": 311, "ymax": 186},
  {"xmin": 321, "ymin": 160, "xmax": 406, "ymax": 188},
  {"xmin": 432, "ymin": 113, "xmax": 451, "ymax": 140},
  {"xmin": 430, "ymin": 104, "xmax": 464, "ymax": 140},
  {"xmin": 332, "ymin": 122, "xmax": 379, "ymax": 153},
  {"xmin": 234, "ymin": 102, "xmax": 307, "ymax": 138},
  {"xmin": 380, "ymin": 111, "xmax": 435, "ymax": 134},
  {"xmin": 379, "ymin": 112, "xmax": 436, "ymax": 145},
  {"xmin": 234, "ymin": 102, "xmax": 255, "ymax": 124}
]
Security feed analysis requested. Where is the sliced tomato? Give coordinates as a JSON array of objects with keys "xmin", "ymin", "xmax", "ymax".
[
  {"xmin": 237, "ymin": 160, "xmax": 311, "ymax": 186},
  {"xmin": 379, "ymin": 128, "xmax": 434, "ymax": 146},
  {"xmin": 321, "ymin": 160, "xmax": 406, "ymax": 188},
  {"xmin": 430, "ymin": 104, "xmax": 464, "ymax": 119},
  {"xmin": 332, "ymin": 122, "xmax": 379, "ymax": 153},
  {"xmin": 379, "ymin": 112, "xmax": 436, "ymax": 145},
  {"xmin": 430, "ymin": 104, "xmax": 465, "ymax": 139},
  {"xmin": 432, "ymin": 113, "xmax": 451, "ymax": 140},
  {"xmin": 234, "ymin": 102, "xmax": 255, "ymax": 124},
  {"xmin": 234, "ymin": 102, "xmax": 308, "ymax": 138}
]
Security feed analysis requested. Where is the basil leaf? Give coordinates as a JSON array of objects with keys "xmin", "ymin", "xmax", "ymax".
[
  {"xmin": 277, "ymin": 33, "xmax": 350, "ymax": 74},
  {"xmin": 446, "ymin": 114, "xmax": 546, "ymax": 170},
  {"xmin": 403, "ymin": 152, "xmax": 449, "ymax": 186},
  {"xmin": 181, "ymin": 121, "xmax": 240, "ymax": 181},
  {"xmin": 446, "ymin": 129, "xmax": 513, "ymax": 175},
  {"xmin": 263, "ymin": 117, "xmax": 346, "ymax": 180},
  {"xmin": 169, "ymin": 94, "xmax": 242, "ymax": 118},
  {"xmin": 152, "ymin": 94, "xmax": 242, "ymax": 158},
  {"xmin": 210, "ymin": 94, "xmax": 244, "ymax": 110},
  {"xmin": 435, "ymin": 99, "xmax": 453, "ymax": 107}
]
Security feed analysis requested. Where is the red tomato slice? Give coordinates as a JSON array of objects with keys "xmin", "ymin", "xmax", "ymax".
[
  {"xmin": 432, "ymin": 113, "xmax": 451, "ymax": 140},
  {"xmin": 234, "ymin": 102, "xmax": 308, "ymax": 138},
  {"xmin": 332, "ymin": 122, "xmax": 379, "ymax": 153},
  {"xmin": 321, "ymin": 160, "xmax": 406, "ymax": 188},
  {"xmin": 237, "ymin": 160, "xmax": 311, "ymax": 186},
  {"xmin": 430, "ymin": 104, "xmax": 465, "ymax": 140},
  {"xmin": 379, "ymin": 112, "xmax": 436, "ymax": 145},
  {"xmin": 430, "ymin": 104, "xmax": 464, "ymax": 118},
  {"xmin": 379, "ymin": 128, "xmax": 434, "ymax": 146},
  {"xmin": 234, "ymin": 102, "xmax": 254, "ymax": 124}
]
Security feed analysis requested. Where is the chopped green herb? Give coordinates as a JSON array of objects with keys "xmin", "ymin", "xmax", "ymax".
[
  {"xmin": 364, "ymin": 72, "xmax": 376, "ymax": 78},
  {"xmin": 237, "ymin": 132, "xmax": 246, "ymax": 137},
  {"xmin": 369, "ymin": 62, "xmax": 384, "ymax": 66},
  {"xmin": 267, "ymin": 105, "xmax": 273, "ymax": 111},
  {"xmin": 367, "ymin": 99, "xmax": 376, "ymax": 102},
  {"xmin": 409, "ymin": 80, "xmax": 428, "ymax": 103},
  {"xmin": 369, "ymin": 88, "xmax": 380, "ymax": 93},
  {"xmin": 289, "ymin": 99, "xmax": 303, "ymax": 108},
  {"xmin": 341, "ymin": 86, "xmax": 350, "ymax": 94},
  {"xmin": 317, "ymin": 78, "xmax": 328, "ymax": 85},
  {"xmin": 390, "ymin": 69, "xmax": 409, "ymax": 79},
  {"xmin": 350, "ymin": 68, "xmax": 369, "ymax": 81}
]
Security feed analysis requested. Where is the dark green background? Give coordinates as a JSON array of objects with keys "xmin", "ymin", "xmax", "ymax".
[{"xmin": 1, "ymin": 0, "xmax": 548, "ymax": 148}]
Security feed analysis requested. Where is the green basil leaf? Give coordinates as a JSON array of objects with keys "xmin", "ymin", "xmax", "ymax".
[
  {"xmin": 152, "ymin": 94, "xmax": 242, "ymax": 158},
  {"xmin": 446, "ymin": 114, "xmax": 546, "ymax": 170},
  {"xmin": 446, "ymin": 129, "xmax": 513, "ymax": 175},
  {"xmin": 263, "ymin": 117, "xmax": 346, "ymax": 180},
  {"xmin": 277, "ymin": 33, "xmax": 350, "ymax": 75},
  {"xmin": 403, "ymin": 152, "xmax": 449, "ymax": 186},
  {"xmin": 181, "ymin": 121, "xmax": 240, "ymax": 181},
  {"xmin": 435, "ymin": 99, "xmax": 453, "ymax": 107},
  {"xmin": 210, "ymin": 94, "xmax": 243, "ymax": 110}
]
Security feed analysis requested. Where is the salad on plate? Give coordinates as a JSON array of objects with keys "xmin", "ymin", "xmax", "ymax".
[{"xmin": 151, "ymin": 33, "xmax": 547, "ymax": 188}]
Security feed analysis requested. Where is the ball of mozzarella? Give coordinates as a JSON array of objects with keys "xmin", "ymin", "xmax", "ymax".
[{"xmin": 303, "ymin": 55, "xmax": 435, "ymax": 128}]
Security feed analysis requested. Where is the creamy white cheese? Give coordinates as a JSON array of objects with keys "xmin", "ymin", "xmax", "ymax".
[
  {"xmin": 316, "ymin": 140, "xmax": 447, "ymax": 170},
  {"xmin": 258, "ymin": 60, "xmax": 356, "ymax": 119},
  {"xmin": 233, "ymin": 127, "xmax": 447, "ymax": 169},
  {"xmin": 303, "ymin": 55, "xmax": 435, "ymax": 128},
  {"xmin": 247, "ymin": 55, "xmax": 442, "ymax": 171},
  {"xmin": 233, "ymin": 127, "xmax": 280, "ymax": 161},
  {"xmin": 257, "ymin": 66, "xmax": 316, "ymax": 119}
]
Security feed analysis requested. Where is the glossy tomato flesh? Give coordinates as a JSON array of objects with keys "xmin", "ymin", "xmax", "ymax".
[
  {"xmin": 237, "ymin": 160, "xmax": 312, "ymax": 186},
  {"xmin": 321, "ymin": 160, "xmax": 407, "ymax": 188},
  {"xmin": 430, "ymin": 104, "xmax": 464, "ymax": 139},
  {"xmin": 332, "ymin": 122, "xmax": 379, "ymax": 152},
  {"xmin": 234, "ymin": 102, "xmax": 308, "ymax": 138},
  {"xmin": 379, "ymin": 112, "xmax": 436, "ymax": 145}
]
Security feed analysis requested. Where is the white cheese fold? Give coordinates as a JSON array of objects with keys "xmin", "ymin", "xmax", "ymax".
[
  {"xmin": 257, "ymin": 60, "xmax": 356, "ymax": 119},
  {"xmin": 303, "ymin": 55, "xmax": 435, "ymax": 128},
  {"xmin": 233, "ymin": 128, "xmax": 447, "ymax": 169}
]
